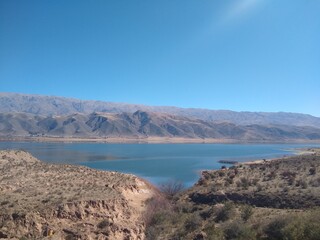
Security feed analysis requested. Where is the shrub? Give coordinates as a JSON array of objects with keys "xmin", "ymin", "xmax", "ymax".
[
  {"xmin": 0, "ymin": 200, "xmax": 9, "ymax": 206},
  {"xmin": 224, "ymin": 221, "xmax": 256, "ymax": 240},
  {"xmin": 256, "ymin": 184, "xmax": 263, "ymax": 192},
  {"xmin": 264, "ymin": 211, "xmax": 320, "ymax": 240},
  {"xmin": 97, "ymin": 219, "xmax": 110, "ymax": 229},
  {"xmin": 266, "ymin": 171, "xmax": 277, "ymax": 180},
  {"xmin": 200, "ymin": 208, "xmax": 214, "ymax": 220},
  {"xmin": 174, "ymin": 202, "xmax": 193, "ymax": 214},
  {"xmin": 145, "ymin": 226, "xmax": 159, "ymax": 240},
  {"xmin": 225, "ymin": 177, "xmax": 234, "ymax": 185},
  {"xmin": 252, "ymin": 178, "xmax": 259, "ymax": 185},
  {"xmin": 159, "ymin": 180, "xmax": 185, "ymax": 199},
  {"xmin": 296, "ymin": 179, "xmax": 308, "ymax": 189},
  {"xmin": 240, "ymin": 177, "xmax": 250, "ymax": 189},
  {"xmin": 144, "ymin": 198, "xmax": 174, "ymax": 240},
  {"xmin": 148, "ymin": 210, "xmax": 171, "ymax": 226},
  {"xmin": 264, "ymin": 217, "xmax": 288, "ymax": 240},
  {"xmin": 309, "ymin": 167, "xmax": 316, "ymax": 175},
  {"xmin": 241, "ymin": 205, "xmax": 253, "ymax": 222},
  {"xmin": 260, "ymin": 166, "xmax": 267, "ymax": 171},
  {"xmin": 184, "ymin": 214, "xmax": 202, "ymax": 232},
  {"xmin": 204, "ymin": 223, "xmax": 224, "ymax": 240},
  {"xmin": 280, "ymin": 171, "xmax": 296, "ymax": 185},
  {"xmin": 310, "ymin": 177, "xmax": 320, "ymax": 187},
  {"xmin": 143, "ymin": 196, "xmax": 171, "ymax": 226},
  {"xmin": 215, "ymin": 202, "xmax": 235, "ymax": 222}
]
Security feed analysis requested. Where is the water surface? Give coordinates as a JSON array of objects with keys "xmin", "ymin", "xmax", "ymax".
[{"xmin": 1, "ymin": 142, "xmax": 319, "ymax": 187}]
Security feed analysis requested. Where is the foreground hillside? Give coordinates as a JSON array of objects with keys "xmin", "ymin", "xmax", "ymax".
[
  {"xmin": 1, "ymin": 111, "xmax": 320, "ymax": 142},
  {"xmin": 0, "ymin": 150, "xmax": 155, "ymax": 239},
  {"xmin": 1, "ymin": 149, "xmax": 320, "ymax": 239},
  {"xmin": 189, "ymin": 150, "xmax": 320, "ymax": 209},
  {"xmin": 146, "ymin": 150, "xmax": 320, "ymax": 239},
  {"xmin": 1, "ymin": 92, "xmax": 320, "ymax": 128}
]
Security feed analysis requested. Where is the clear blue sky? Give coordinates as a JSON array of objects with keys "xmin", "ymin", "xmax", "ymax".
[{"xmin": 1, "ymin": 0, "xmax": 319, "ymax": 116}]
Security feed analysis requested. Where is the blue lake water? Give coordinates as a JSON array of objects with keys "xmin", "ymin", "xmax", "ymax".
[{"xmin": 1, "ymin": 142, "xmax": 319, "ymax": 187}]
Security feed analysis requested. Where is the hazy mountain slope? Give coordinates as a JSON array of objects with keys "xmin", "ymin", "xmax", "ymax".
[
  {"xmin": 1, "ymin": 111, "xmax": 320, "ymax": 141},
  {"xmin": 1, "ymin": 92, "xmax": 320, "ymax": 128}
]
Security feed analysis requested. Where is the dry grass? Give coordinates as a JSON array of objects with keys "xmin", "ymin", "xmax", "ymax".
[
  {"xmin": 190, "ymin": 152, "xmax": 320, "ymax": 208},
  {"xmin": 0, "ymin": 150, "xmax": 154, "ymax": 239},
  {"xmin": 143, "ymin": 149, "xmax": 320, "ymax": 239}
]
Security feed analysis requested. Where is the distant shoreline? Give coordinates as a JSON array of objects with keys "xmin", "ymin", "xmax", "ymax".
[
  {"xmin": 236, "ymin": 148, "xmax": 320, "ymax": 166},
  {"xmin": 1, "ymin": 136, "xmax": 320, "ymax": 144}
]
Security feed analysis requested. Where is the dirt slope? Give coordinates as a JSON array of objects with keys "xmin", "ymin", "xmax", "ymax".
[{"xmin": 0, "ymin": 150, "xmax": 155, "ymax": 239}]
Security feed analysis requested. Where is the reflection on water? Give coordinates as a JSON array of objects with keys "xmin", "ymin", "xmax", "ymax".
[{"xmin": 0, "ymin": 142, "xmax": 319, "ymax": 187}]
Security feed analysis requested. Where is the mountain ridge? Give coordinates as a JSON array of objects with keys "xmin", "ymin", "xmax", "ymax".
[
  {"xmin": 1, "ymin": 111, "xmax": 320, "ymax": 142},
  {"xmin": 1, "ymin": 92, "xmax": 320, "ymax": 128}
]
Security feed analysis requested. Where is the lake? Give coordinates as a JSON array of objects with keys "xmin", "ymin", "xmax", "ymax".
[{"xmin": 1, "ymin": 142, "xmax": 319, "ymax": 187}]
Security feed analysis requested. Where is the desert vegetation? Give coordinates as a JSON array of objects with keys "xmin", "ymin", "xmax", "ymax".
[
  {"xmin": 0, "ymin": 150, "xmax": 154, "ymax": 239},
  {"xmin": 1, "ymin": 149, "xmax": 320, "ymax": 239},
  {"xmin": 143, "ymin": 149, "xmax": 320, "ymax": 240}
]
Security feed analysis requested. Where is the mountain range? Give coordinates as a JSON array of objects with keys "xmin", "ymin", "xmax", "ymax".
[{"xmin": 0, "ymin": 92, "xmax": 319, "ymax": 142}]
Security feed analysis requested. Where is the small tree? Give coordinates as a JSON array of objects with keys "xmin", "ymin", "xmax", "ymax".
[{"xmin": 159, "ymin": 180, "xmax": 185, "ymax": 199}]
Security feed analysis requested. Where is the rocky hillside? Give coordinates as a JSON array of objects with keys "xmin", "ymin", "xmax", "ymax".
[
  {"xmin": 0, "ymin": 150, "xmax": 155, "ymax": 239},
  {"xmin": 1, "ymin": 111, "xmax": 320, "ymax": 142},
  {"xmin": 188, "ymin": 151, "xmax": 320, "ymax": 209},
  {"xmin": 144, "ymin": 150, "xmax": 320, "ymax": 239},
  {"xmin": 1, "ymin": 92, "xmax": 320, "ymax": 128}
]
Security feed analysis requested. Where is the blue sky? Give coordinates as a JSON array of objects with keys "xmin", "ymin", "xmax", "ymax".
[{"xmin": 0, "ymin": 0, "xmax": 319, "ymax": 116}]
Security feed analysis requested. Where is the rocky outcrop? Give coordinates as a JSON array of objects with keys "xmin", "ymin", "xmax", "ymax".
[{"xmin": 0, "ymin": 150, "xmax": 155, "ymax": 239}]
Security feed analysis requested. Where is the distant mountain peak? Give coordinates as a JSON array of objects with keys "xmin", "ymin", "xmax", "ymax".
[{"xmin": 0, "ymin": 92, "xmax": 319, "ymax": 128}]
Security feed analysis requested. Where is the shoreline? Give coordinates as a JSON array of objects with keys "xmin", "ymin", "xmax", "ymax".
[
  {"xmin": 1, "ymin": 136, "xmax": 320, "ymax": 144},
  {"xmin": 236, "ymin": 147, "xmax": 320, "ymax": 166}
]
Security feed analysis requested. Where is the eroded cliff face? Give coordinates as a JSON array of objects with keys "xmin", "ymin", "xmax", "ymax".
[{"xmin": 0, "ymin": 150, "xmax": 155, "ymax": 239}]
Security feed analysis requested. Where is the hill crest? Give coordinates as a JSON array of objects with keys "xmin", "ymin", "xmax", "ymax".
[{"xmin": 1, "ymin": 92, "xmax": 320, "ymax": 128}]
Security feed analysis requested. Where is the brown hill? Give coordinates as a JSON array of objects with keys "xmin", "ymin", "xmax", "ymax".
[
  {"xmin": 1, "ymin": 92, "xmax": 320, "ymax": 128},
  {"xmin": 0, "ymin": 150, "xmax": 155, "ymax": 239},
  {"xmin": 1, "ymin": 111, "xmax": 320, "ymax": 142}
]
